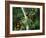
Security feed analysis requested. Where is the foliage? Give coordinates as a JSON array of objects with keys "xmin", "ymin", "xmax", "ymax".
[{"xmin": 13, "ymin": 7, "xmax": 40, "ymax": 31}]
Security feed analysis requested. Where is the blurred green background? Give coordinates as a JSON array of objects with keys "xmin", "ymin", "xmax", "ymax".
[{"xmin": 13, "ymin": 7, "xmax": 40, "ymax": 31}]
